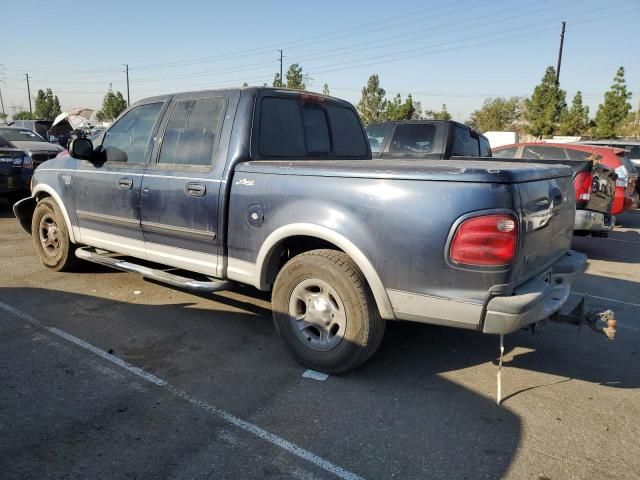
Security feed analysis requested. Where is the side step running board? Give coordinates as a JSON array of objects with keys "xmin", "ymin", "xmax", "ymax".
[{"xmin": 76, "ymin": 247, "xmax": 231, "ymax": 293}]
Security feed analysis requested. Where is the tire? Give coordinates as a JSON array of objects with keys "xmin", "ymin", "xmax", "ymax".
[
  {"xmin": 31, "ymin": 197, "xmax": 77, "ymax": 271},
  {"xmin": 272, "ymin": 249, "xmax": 385, "ymax": 374}
]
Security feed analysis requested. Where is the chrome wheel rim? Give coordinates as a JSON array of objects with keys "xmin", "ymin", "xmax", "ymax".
[
  {"xmin": 288, "ymin": 278, "xmax": 347, "ymax": 352},
  {"xmin": 38, "ymin": 213, "xmax": 60, "ymax": 257}
]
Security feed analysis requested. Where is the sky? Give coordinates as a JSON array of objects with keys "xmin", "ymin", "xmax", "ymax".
[{"xmin": 1, "ymin": 0, "xmax": 639, "ymax": 122}]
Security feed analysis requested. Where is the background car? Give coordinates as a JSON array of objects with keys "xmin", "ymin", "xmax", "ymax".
[
  {"xmin": 493, "ymin": 142, "xmax": 638, "ymax": 216},
  {"xmin": 577, "ymin": 140, "xmax": 640, "ymax": 197},
  {"xmin": 10, "ymin": 119, "xmax": 54, "ymax": 141},
  {"xmin": 0, "ymin": 126, "xmax": 64, "ymax": 168},
  {"xmin": 0, "ymin": 134, "xmax": 33, "ymax": 203}
]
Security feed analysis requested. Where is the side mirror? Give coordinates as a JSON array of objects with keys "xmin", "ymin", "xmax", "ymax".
[{"xmin": 69, "ymin": 137, "xmax": 95, "ymax": 161}]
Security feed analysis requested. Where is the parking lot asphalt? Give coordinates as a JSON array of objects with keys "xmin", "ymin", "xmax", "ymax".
[{"xmin": 1, "ymin": 199, "xmax": 639, "ymax": 480}]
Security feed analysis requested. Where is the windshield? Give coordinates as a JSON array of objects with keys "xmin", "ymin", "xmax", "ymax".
[{"xmin": 0, "ymin": 128, "xmax": 46, "ymax": 142}]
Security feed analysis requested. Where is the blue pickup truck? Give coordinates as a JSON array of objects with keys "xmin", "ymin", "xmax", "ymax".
[{"xmin": 14, "ymin": 87, "xmax": 589, "ymax": 373}]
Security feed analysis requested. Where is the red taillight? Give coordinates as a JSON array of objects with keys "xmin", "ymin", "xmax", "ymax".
[
  {"xmin": 449, "ymin": 214, "xmax": 518, "ymax": 266},
  {"xmin": 573, "ymin": 171, "xmax": 592, "ymax": 201}
]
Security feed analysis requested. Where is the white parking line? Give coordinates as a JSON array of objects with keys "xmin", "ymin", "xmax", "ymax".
[
  {"xmin": 577, "ymin": 293, "xmax": 640, "ymax": 310},
  {"xmin": 0, "ymin": 301, "xmax": 364, "ymax": 480}
]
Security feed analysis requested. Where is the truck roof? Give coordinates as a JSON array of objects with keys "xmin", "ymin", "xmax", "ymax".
[{"xmin": 133, "ymin": 86, "xmax": 351, "ymax": 108}]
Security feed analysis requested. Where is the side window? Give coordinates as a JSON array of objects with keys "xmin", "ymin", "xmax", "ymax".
[
  {"xmin": 492, "ymin": 147, "xmax": 519, "ymax": 158},
  {"xmin": 388, "ymin": 124, "xmax": 436, "ymax": 154},
  {"xmin": 366, "ymin": 124, "xmax": 392, "ymax": 153},
  {"xmin": 522, "ymin": 146, "xmax": 566, "ymax": 160},
  {"xmin": 627, "ymin": 146, "xmax": 640, "ymax": 160},
  {"xmin": 102, "ymin": 103, "xmax": 163, "ymax": 163},
  {"xmin": 479, "ymin": 136, "xmax": 492, "ymax": 157},
  {"xmin": 158, "ymin": 98, "xmax": 226, "ymax": 167},
  {"xmin": 452, "ymin": 126, "xmax": 480, "ymax": 156}
]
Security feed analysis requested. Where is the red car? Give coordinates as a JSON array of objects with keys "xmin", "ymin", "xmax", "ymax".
[{"xmin": 493, "ymin": 142, "xmax": 638, "ymax": 215}]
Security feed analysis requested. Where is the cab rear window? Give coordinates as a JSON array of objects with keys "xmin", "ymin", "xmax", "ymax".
[{"xmin": 256, "ymin": 96, "xmax": 368, "ymax": 159}]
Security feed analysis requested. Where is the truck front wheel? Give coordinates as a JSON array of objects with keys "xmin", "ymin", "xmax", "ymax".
[
  {"xmin": 272, "ymin": 249, "xmax": 385, "ymax": 374},
  {"xmin": 31, "ymin": 197, "xmax": 77, "ymax": 272}
]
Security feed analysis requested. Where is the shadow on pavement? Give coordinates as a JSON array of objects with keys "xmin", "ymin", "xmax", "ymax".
[
  {"xmin": 0, "ymin": 286, "xmax": 521, "ymax": 480},
  {"xmin": 2, "ymin": 283, "xmax": 638, "ymax": 479}
]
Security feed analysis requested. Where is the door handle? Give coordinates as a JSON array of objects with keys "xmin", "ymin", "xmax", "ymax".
[
  {"xmin": 185, "ymin": 182, "xmax": 206, "ymax": 197},
  {"xmin": 118, "ymin": 177, "xmax": 133, "ymax": 189}
]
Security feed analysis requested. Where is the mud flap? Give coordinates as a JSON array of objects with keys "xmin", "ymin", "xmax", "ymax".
[{"xmin": 12, "ymin": 196, "xmax": 37, "ymax": 234}]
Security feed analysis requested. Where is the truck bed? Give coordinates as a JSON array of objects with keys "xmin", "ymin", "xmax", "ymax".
[{"xmin": 236, "ymin": 158, "xmax": 572, "ymax": 183}]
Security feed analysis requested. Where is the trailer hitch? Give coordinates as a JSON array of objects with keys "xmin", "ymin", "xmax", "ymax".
[{"xmin": 549, "ymin": 295, "xmax": 617, "ymax": 340}]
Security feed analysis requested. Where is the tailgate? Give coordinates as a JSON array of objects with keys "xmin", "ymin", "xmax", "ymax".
[
  {"xmin": 582, "ymin": 161, "xmax": 617, "ymax": 214},
  {"xmin": 513, "ymin": 175, "xmax": 575, "ymax": 282}
]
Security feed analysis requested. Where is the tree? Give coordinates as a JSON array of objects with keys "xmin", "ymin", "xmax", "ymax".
[
  {"xmin": 357, "ymin": 74, "xmax": 386, "ymax": 125},
  {"xmin": 524, "ymin": 66, "xmax": 567, "ymax": 137},
  {"xmin": 242, "ymin": 82, "xmax": 249, "ymax": 87},
  {"xmin": 13, "ymin": 111, "xmax": 33, "ymax": 120},
  {"xmin": 95, "ymin": 89, "xmax": 127, "ymax": 122},
  {"xmin": 558, "ymin": 91, "xmax": 589, "ymax": 136},
  {"xmin": 33, "ymin": 89, "xmax": 61, "ymax": 120},
  {"xmin": 467, "ymin": 97, "xmax": 523, "ymax": 132},
  {"xmin": 594, "ymin": 66, "xmax": 632, "ymax": 138},
  {"xmin": 272, "ymin": 73, "xmax": 282, "ymax": 88},
  {"xmin": 285, "ymin": 64, "xmax": 305, "ymax": 90},
  {"xmin": 382, "ymin": 93, "xmax": 415, "ymax": 121},
  {"xmin": 0, "ymin": 112, "xmax": 8, "ymax": 123},
  {"xmin": 424, "ymin": 104, "xmax": 451, "ymax": 121},
  {"xmin": 322, "ymin": 83, "xmax": 330, "ymax": 96},
  {"xmin": 615, "ymin": 111, "xmax": 638, "ymax": 137}
]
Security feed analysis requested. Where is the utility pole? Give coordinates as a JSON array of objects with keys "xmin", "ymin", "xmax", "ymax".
[
  {"xmin": 0, "ymin": 65, "xmax": 4, "ymax": 121},
  {"xmin": 278, "ymin": 50, "xmax": 283, "ymax": 87},
  {"xmin": 123, "ymin": 64, "xmax": 130, "ymax": 106},
  {"xmin": 555, "ymin": 21, "xmax": 566, "ymax": 85},
  {"xmin": 0, "ymin": 81, "xmax": 6, "ymax": 120},
  {"xmin": 634, "ymin": 98, "xmax": 640, "ymax": 140},
  {"xmin": 25, "ymin": 73, "xmax": 32, "ymax": 115}
]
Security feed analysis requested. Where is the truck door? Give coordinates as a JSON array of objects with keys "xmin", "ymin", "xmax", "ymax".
[
  {"xmin": 140, "ymin": 94, "xmax": 229, "ymax": 277},
  {"xmin": 74, "ymin": 101, "xmax": 165, "ymax": 251}
]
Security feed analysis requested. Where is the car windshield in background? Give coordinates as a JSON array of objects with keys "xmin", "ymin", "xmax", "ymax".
[
  {"xmin": 0, "ymin": 128, "xmax": 46, "ymax": 142},
  {"xmin": 366, "ymin": 124, "xmax": 392, "ymax": 153},
  {"xmin": 0, "ymin": 136, "xmax": 13, "ymax": 148}
]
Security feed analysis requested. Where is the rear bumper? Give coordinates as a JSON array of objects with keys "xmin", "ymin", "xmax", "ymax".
[
  {"xmin": 574, "ymin": 210, "xmax": 615, "ymax": 232},
  {"xmin": 482, "ymin": 251, "xmax": 587, "ymax": 335}
]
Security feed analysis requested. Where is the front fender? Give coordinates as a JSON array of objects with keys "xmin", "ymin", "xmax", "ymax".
[{"xmin": 12, "ymin": 196, "xmax": 37, "ymax": 234}]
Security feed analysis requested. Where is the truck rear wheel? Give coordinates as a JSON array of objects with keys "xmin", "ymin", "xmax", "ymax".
[
  {"xmin": 272, "ymin": 249, "xmax": 385, "ymax": 374},
  {"xmin": 31, "ymin": 197, "xmax": 77, "ymax": 272}
]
